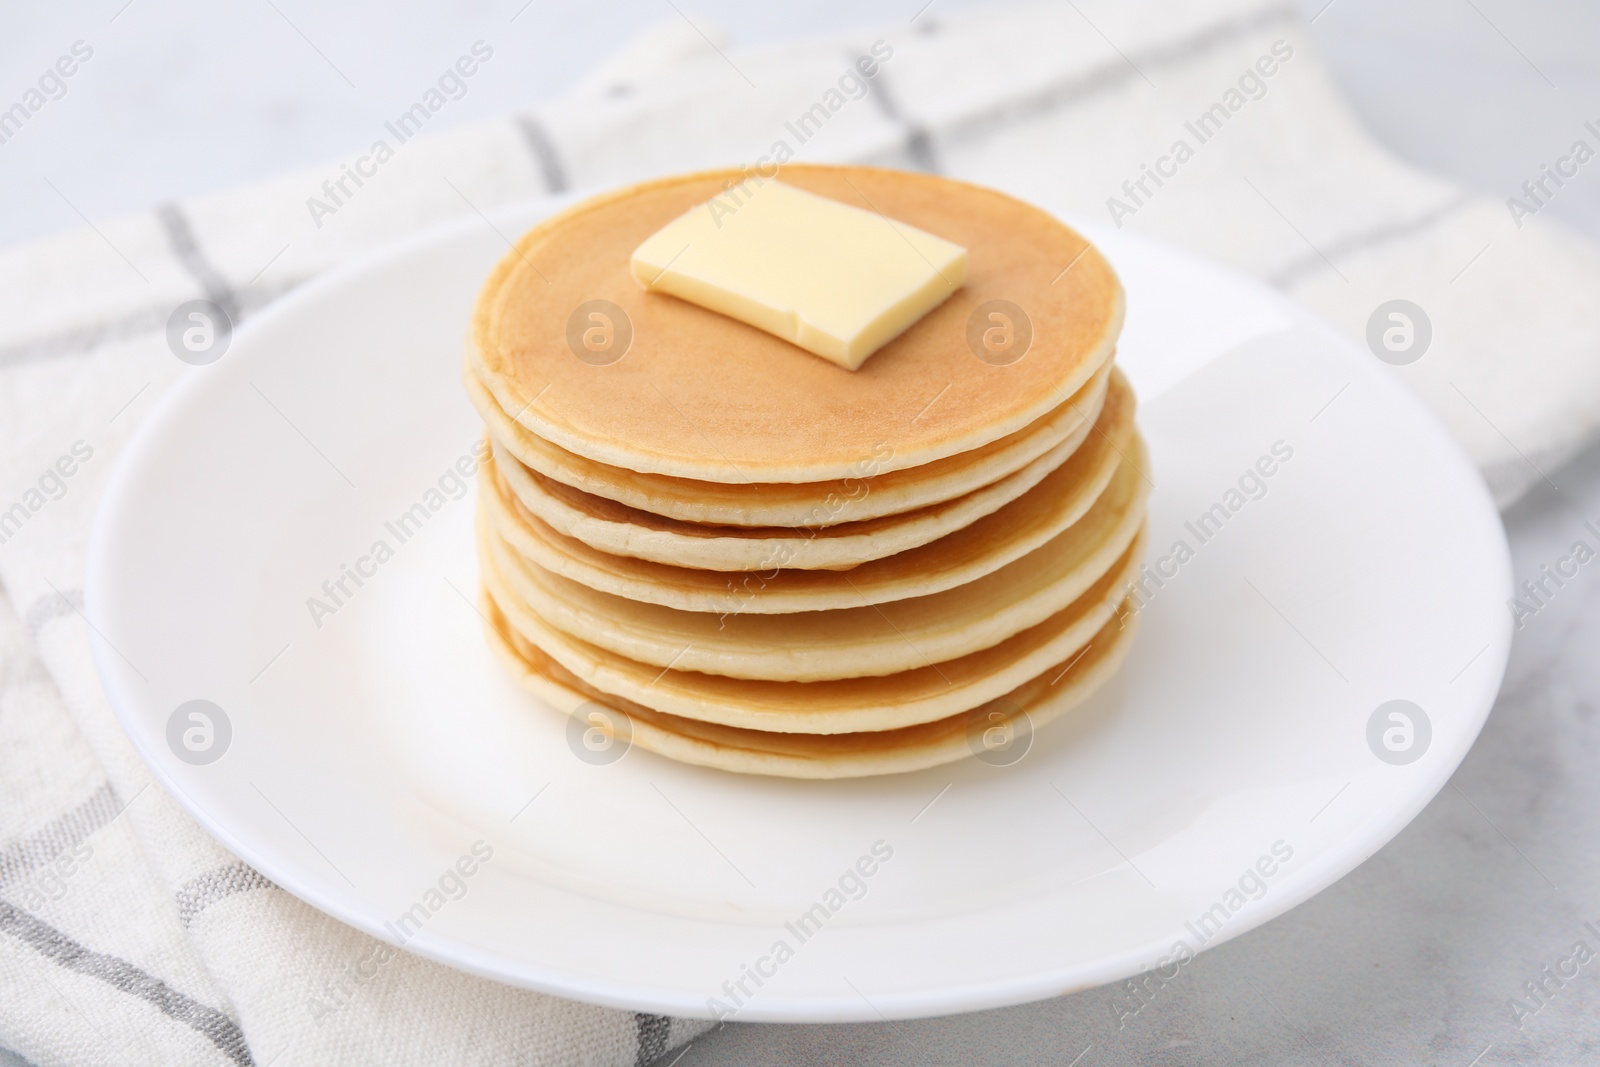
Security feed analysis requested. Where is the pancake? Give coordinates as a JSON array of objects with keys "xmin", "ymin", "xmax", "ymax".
[
  {"xmin": 465, "ymin": 164, "xmax": 1145, "ymax": 777},
  {"xmin": 482, "ymin": 589, "xmax": 1140, "ymax": 778},
  {"xmin": 481, "ymin": 520, "xmax": 1145, "ymax": 733},
  {"xmin": 490, "ymin": 390, "xmax": 1119, "ymax": 573},
  {"xmin": 481, "ymin": 376, "xmax": 1139, "ymax": 613},
  {"xmin": 483, "ymin": 456, "xmax": 1150, "ymax": 681},
  {"xmin": 465, "ymin": 356, "xmax": 1114, "ymax": 527},
  {"xmin": 469, "ymin": 164, "xmax": 1125, "ymax": 483}
]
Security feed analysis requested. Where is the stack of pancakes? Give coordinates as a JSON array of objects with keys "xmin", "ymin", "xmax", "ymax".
[{"xmin": 466, "ymin": 165, "xmax": 1147, "ymax": 778}]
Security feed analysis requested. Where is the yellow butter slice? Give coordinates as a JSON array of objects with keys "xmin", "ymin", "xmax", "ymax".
[{"xmin": 630, "ymin": 179, "xmax": 967, "ymax": 370}]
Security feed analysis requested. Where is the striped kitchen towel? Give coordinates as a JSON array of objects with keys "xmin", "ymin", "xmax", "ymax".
[{"xmin": 2, "ymin": 0, "xmax": 1598, "ymax": 1064}]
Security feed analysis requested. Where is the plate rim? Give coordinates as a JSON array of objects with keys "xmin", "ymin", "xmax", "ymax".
[{"xmin": 84, "ymin": 199, "xmax": 1514, "ymax": 1022}]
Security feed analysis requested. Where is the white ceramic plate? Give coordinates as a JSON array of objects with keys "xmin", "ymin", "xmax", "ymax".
[{"xmin": 87, "ymin": 200, "xmax": 1512, "ymax": 1022}]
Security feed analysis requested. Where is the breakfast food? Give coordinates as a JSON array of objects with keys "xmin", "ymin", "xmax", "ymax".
[{"xmin": 466, "ymin": 164, "xmax": 1147, "ymax": 778}]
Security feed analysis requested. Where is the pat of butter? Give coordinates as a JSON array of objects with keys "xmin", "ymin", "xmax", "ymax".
[{"xmin": 631, "ymin": 179, "xmax": 967, "ymax": 370}]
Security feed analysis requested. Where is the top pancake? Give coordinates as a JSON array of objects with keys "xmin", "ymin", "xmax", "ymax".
[{"xmin": 471, "ymin": 164, "xmax": 1125, "ymax": 483}]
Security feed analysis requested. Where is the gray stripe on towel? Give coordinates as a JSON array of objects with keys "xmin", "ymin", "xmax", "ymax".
[
  {"xmin": 175, "ymin": 862, "xmax": 278, "ymax": 927},
  {"xmin": 635, "ymin": 1012, "xmax": 672, "ymax": 1066},
  {"xmin": 0, "ymin": 783, "xmax": 120, "ymax": 890},
  {"xmin": 23, "ymin": 587, "xmax": 82, "ymax": 638},
  {"xmin": 942, "ymin": 3, "xmax": 1301, "ymax": 144},
  {"xmin": 862, "ymin": 60, "xmax": 941, "ymax": 174},
  {"xmin": 1267, "ymin": 192, "xmax": 1476, "ymax": 288},
  {"xmin": 514, "ymin": 113, "xmax": 570, "ymax": 194},
  {"xmin": 0, "ymin": 900, "xmax": 254, "ymax": 1065},
  {"xmin": 156, "ymin": 202, "xmax": 240, "ymax": 324},
  {"xmin": 0, "ymin": 275, "xmax": 300, "ymax": 371}
]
